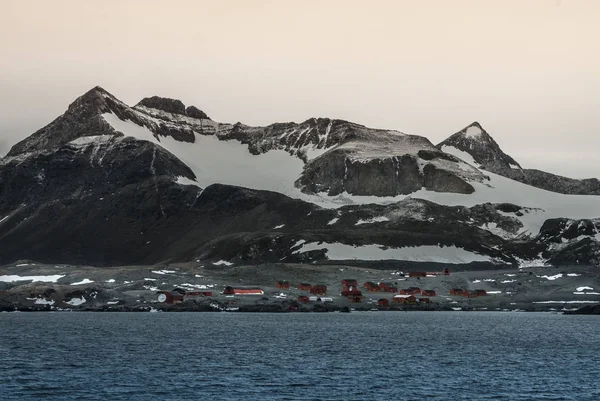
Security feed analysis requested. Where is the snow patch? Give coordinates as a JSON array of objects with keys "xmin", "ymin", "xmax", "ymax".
[
  {"xmin": 152, "ymin": 270, "xmax": 176, "ymax": 275},
  {"xmin": 533, "ymin": 300, "xmax": 593, "ymax": 304},
  {"xmin": 292, "ymin": 239, "xmax": 306, "ymax": 247},
  {"xmin": 66, "ymin": 297, "xmax": 86, "ymax": 306},
  {"xmin": 576, "ymin": 286, "xmax": 594, "ymax": 291},
  {"xmin": 34, "ymin": 298, "xmax": 55, "ymax": 305},
  {"xmin": 71, "ymin": 279, "xmax": 94, "ymax": 286},
  {"xmin": 465, "ymin": 125, "xmax": 482, "ymax": 139},
  {"xmin": 0, "ymin": 275, "xmax": 64, "ymax": 283},
  {"xmin": 440, "ymin": 145, "xmax": 479, "ymax": 167},
  {"xmin": 540, "ymin": 274, "xmax": 563, "ymax": 281},
  {"xmin": 68, "ymin": 135, "xmax": 114, "ymax": 146},
  {"xmin": 273, "ymin": 224, "xmax": 285, "ymax": 229},
  {"xmin": 292, "ymin": 242, "xmax": 491, "ymax": 263},
  {"xmin": 213, "ymin": 260, "xmax": 233, "ymax": 266},
  {"xmin": 175, "ymin": 176, "xmax": 201, "ymax": 187},
  {"xmin": 327, "ymin": 217, "xmax": 339, "ymax": 225},
  {"xmin": 355, "ymin": 216, "xmax": 390, "ymax": 226}
]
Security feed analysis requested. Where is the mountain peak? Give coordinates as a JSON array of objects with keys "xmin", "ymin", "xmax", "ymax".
[
  {"xmin": 437, "ymin": 122, "xmax": 522, "ymax": 175},
  {"xmin": 463, "ymin": 121, "xmax": 484, "ymax": 138},
  {"xmin": 6, "ymin": 86, "xmax": 126, "ymax": 156}
]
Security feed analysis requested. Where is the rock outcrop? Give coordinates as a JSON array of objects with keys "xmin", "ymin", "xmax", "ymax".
[{"xmin": 438, "ymin": 122, "xmax": 600, "ymax": 195}]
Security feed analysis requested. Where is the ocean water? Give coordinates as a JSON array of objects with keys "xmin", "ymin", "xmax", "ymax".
[{"xmin": 0, "ymin": 312, "xmax": 599, "ymax": 400}]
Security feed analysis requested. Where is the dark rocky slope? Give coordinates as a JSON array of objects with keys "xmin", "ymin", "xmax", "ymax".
[{"xmin": 0, "ymin": 86, "xmax": 599, "ymax": 267}]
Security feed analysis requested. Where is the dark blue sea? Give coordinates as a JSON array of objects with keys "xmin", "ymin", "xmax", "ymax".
[{"xmin": 1, "ymin": 312, "xmax": 599, "ymax": 400}]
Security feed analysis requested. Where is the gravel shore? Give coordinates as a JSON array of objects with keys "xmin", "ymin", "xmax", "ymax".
[{"xmin": 1, "ymin": 261, "xmax": 599, "ymax": 313}]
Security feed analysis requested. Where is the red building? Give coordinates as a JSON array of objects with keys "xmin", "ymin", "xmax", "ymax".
[
  {"xmin": 341, "ymin": 288, "xmax": 362, "ymax": 297},
  {"xmin": 379, "ymin": 282, "xmax": 398, "ymax": 292},
  {"xmin": 441, "ymin": 268, "xmax": 451, "ymax": 276},
  {"xmin": 449, "ymin": 288, "xmax": 466, "ymax": 296},
  {"xmin": 341, "ymin": 279, "xmax": 358, "ymax": 287},
  {"xmin": 392, "ymin": 295, "xmax": 416, "ymax": 304},
  {"xmin": 377, "ymin": 298, "xmax": 389, "ymax": 308},
  {"xmin": 399, "ymin": 287, "xmax": 421, "ymax": 295},
  {"xmin": 297, "ymin": 295, "xmax": 310, "ymax": 303},
  {"xmin": 310, "ymin": 284, "xmax": 328, "ymax": 295},
  {"xmin": 408, "ymin": 272, "xmax": 427, "ymax": 278},
  {"xmin": 341, "ymin": 279, "xmax": 358, "ymax": 292},
  {"xmin": 421, "ymin": 290, "xmax": 436, "ymax": 297},
  {"xmin": 223, "ymin": 286, "xmax": 264, "ymax": 295},
  {"xmin": 474, "ymin": 289, "xmax": 487, "ymax": 296},
  {"xmin": 156, "ymin": 291, "xmax": 184, "ymax": 304},
  {"xmin": 298, "ymin": 283, "xmax": 312, "ymax": 291},
  {"xmin": 363, "ymin": 282, "xmax": 380, "ymax": 292},
  {"xmin": 275, "ymin": 280, "xmax": 290, "ymax": 289}
]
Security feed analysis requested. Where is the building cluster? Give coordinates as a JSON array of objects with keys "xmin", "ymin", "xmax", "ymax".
[{"xmin": 156, "ymin": 267, "xmax": 475, "ymax": 307}]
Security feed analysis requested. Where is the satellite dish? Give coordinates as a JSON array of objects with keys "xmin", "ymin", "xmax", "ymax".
[{"xmin": 157, "ymin": 293, "xmax": 167, "ymax": 303}]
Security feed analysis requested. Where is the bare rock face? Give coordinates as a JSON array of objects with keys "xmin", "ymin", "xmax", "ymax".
[
  {"xmin": 185, "ymin": 105, "xmax": 210, "ymax": 120},
  {"xmin": 7, "ymin": 87, "xmax": 121, "ymax": 156},
  {"xmin": 136, "ymin": 96, "xmax": 211, "ymax": 120},
  {"xmin": 509, "ymin": 169, "xmax": 600, "ymax": 195},
  {"xmin": 137, "ymin": 96, "xmax": 187, "ymax": 115},
  {"xmin": 296, "ymin": 151, "xmax": 475, "ymax": 196}
]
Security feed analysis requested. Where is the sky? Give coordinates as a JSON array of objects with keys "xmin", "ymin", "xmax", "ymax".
[{"xmin": 1, "ymin": 0, "xmax": 599, "ymax": 178}]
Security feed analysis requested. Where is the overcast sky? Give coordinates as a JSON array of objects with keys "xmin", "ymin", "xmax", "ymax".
[{"xmin": 1, "ymin": 0, "xmax": 599, "ymax": 178}]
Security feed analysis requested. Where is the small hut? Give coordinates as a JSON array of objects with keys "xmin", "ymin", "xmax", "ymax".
[
  {"xmin": 363, "ymin": 282, "xmax": 380, "ymax": 292},
  {"xmin": 298, "ymin": 283, "xmax": 312, "ymax": 291},
  {"xmin": 310, "ymin": 284, "xmax": 328, "ymax": 295},
  {"xmin": 341, "ymin": 279, "xmax": 358, "ymax": 292},
  {"xmin": 400, "ymin": 287, "xmax": 421, "ymax": 295},
  {"xmin": 377, "ymin": 298, "xmax": 389, "ymax": 308},
  {"xmin": 392, "ymin": 294, "xmax": 416, "ymax": 304},
  {"xmin": 156, "ymin": 291, "xmax": 184, "ymax": 304},
  {"xmin": 275, "ymin": 280, "xmax": 290, "ymax": 289},
  {"xmin": 297, "ymin": 295, "xmax": 310, "ymax": 303},
  {"xmin": 379, "ymin": 282, "xmax": 398, "ymax": 293},
  {"xmin": 223, "ymin": 286, "xmax": 264, "ymax": 295}
]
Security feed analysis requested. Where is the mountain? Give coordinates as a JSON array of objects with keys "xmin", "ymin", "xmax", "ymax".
[
  {"xmin": 0, "ymin": 86, "xmax": 599, "ymax": 267},
  {"xmin": 437, "ymin": 122, "xmax": 600, "ymax": 195}
]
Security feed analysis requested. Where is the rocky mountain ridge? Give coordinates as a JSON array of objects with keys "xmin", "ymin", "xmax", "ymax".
[
  {"xmin": 0, "ymin": 86, "xmax": 599, "ymax": 267},
  {"xmin": 437, "ymin": 122, "xmax": 600, "ymax": 195}
]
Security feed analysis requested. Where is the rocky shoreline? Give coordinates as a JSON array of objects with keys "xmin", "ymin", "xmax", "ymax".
[{"xmin": 2, "ymin": 261, "xmax": 599, "ymax": 315}]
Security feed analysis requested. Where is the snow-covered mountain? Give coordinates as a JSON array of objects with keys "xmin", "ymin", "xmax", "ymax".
[
  {"xmin": 1, "ymin": 86, "xmax": 599, "ymax": 267},
  {"xmin": 438, "ymin": 122, "xmax": 600, "ymax": 195}
]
